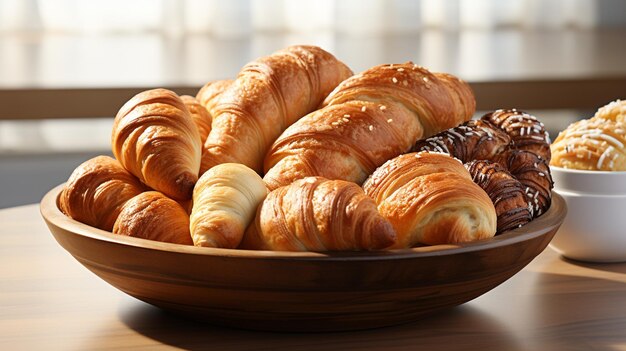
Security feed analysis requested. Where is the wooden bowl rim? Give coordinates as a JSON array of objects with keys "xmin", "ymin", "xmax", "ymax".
[{"xmin": 40, "ymin": 183, "xmax": 566, "ymax": 261}]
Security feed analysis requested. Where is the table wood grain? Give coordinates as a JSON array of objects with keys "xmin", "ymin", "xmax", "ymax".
[{"xmin": 1, "ymin": 204, "xmax": 625, "ymax": 351}]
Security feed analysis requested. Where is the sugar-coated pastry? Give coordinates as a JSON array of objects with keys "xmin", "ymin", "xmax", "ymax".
[
  {"xmin": 481, "ymin": 109, "xmax": 551, "ymax": 162},
  {"xmin": 241, "ymin": 177, "xmax": 397, "ymax": 252},
  {"xmin": 113, "ymin": 191, "xmax": 193, "ymax": 245},
  {"xmin": 363, "ymin": 152, "xmax": 496, "ymax": 248},
  {"xmin": 465, "ymin": 160, "xmax": 532, "ymax": 233},
  {"xmin": 550, "ymin": 117, "xmax": 626, "ymax": 171},
  {"xmin": 593, "ymin": 99, "xmax": 625, "ymax": 122},
  {"xmin": 112, "ymin": 88, "xmax": 202, "ymax": 200},
  {"xmin": 59, "ymin": 155, "xmax": 146, "ymax": 231},
  {"xmin": 201, "ymin": 45, "xmax": 353, "ymax": 174},
  {"xmin": 190, "ymin": 163, "xmax": 268, "ymax": 248},
  {"xmin": 412, "ymin": 119, "xmax": 510, "ymax": 163},
  {"xmin": 263, "ymin": 63, "xmax": 475, "ymax": 190}
]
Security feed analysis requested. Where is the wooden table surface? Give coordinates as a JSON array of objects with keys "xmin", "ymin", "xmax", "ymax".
[{"xmin": 1, "ymin": 204, "xmax": 625, "ymax": 351}]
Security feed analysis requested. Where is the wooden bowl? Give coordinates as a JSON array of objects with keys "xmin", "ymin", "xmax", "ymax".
[{"xmin": 41, "ymin": 184, "xmax": 566, "ymax": 332}]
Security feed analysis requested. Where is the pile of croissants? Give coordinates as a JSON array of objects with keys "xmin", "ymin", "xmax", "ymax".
[{"xmin": 59, "ymin": 45, "xmax": 553, "ymax": 252}]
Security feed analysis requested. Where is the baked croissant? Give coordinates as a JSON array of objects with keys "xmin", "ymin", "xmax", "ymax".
[
  {"xmin": 113, "ymin": 191, "xmax": 193, "ymax": 245},
  {"xmin": 482, "ymin": 109, "xmax": 551, "ymax": 162},
  {"xmin": 263, "ymin": 63, "xmax": 475, "ymax": 190},
  {"xmin": 59, "ymin": 155, "xmax": 146, "ymax": 231},
  {"xmin": 497, "ymin": 150, "xmax": 553, "ymax": 218},
  {"xmin": 196, "ymin": 79, "xmax": 233, "ymax": 115},
  {"xmin": 190, "ymin": 163, "xmax": 268, "ymax": 248},
  {"xmin": 201, "ymin": 45, "xmax": 353, "ymax": 174},
  {"xmin": 181, "ymin": 95, "xmax": 212, "ymax": 146},
  {"xmin": 241, "ymin": 177, "xmax": 397, "ymax": 252},
  {"xmin": 112, "ymin": 88, "xmax": 202, "ymax": 201},
  {"xmin": 412, "ymin": 119, "xmax": 511, "ymax": 163},
  {"xmin": 593, "ymin": 99, "xmax": 625, "ymax": 122},
  {"xmin": 363, "ymin": 152, "xmax": 496, "ymax": 248},
  {"xmin": 465, "ymin": 160, "xmax": 532, "ymax": 233}
]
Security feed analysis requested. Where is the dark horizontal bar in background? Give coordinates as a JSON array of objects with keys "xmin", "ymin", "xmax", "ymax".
[{"xmin": 0, "ymin": 77, "xmax": 624, "ymax": 120}]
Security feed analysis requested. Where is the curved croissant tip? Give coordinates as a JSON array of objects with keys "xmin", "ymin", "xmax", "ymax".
[
  {"xmin": 175, "ymin": 172, "xmax": 197, "ymax": 201},
  {"xmin": 370, "ymin": 218, "xmax": 397, "ymax": 250}
]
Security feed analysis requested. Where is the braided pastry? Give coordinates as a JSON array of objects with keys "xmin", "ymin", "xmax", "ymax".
[
  {"xmin": 241, "ymin": 177, "xmax": 397, "ymax": 251},
  {"xmin": 263, "ymin": 63, "xmax": 475, "ymax": 190},
  {"xmin": 412, "ymin": 119, "xmax": 510, "ymax": 163},
  {"xmin": 363, "ymin": 152, "xmax": 496, "ymax": 247},
  {"xmin": 59, "ymin": 155, "xmax": 146, "ymax": 231},
  {"xmin": 482, "ymin": 109, "xmax": 551, "ymax": 161},
  {"xmin": 465, "ymin": 160, "xmax": 532, "ymax": 233},
  {"xmin": 112, "ymin": 88, "xmax": 202, "ymax": 201},
  {"xmin": 201, "ymin": 45, "xmax": 353, "ymax": 174}
]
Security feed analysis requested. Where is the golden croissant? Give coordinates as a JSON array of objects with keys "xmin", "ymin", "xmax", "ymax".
[
  {"xmin": 196, "ymin": 79, "xmax": 233, "ymax": 115},
  {"xmin": 363, "ymin": 152, "xmax": 496, "ymax": 248},
  {"xmin": 263, "ymin": 62, "xmax": 475, "ymax": 190},
  {"xmin": 200, "ymin": 45, "xmax": 353, "ymax": 174},
  {"xmin": 113, "ymin": 191, "xmax": 193, "ymax": 245},
  {"xmin": 112, "ymin": 88, "xmax": 202, "ymax": 201},
  {"xmin": 181, "ymin": 95, "xmax": 212, "ymax": 146},
  {"xmin": 241, "ymin": 177, "xmax": 397, "ymax": 252},
  {"xmin": 190, "ymin": 163, "xmax": 268, "ymax": 248},
  {"xmin": 59, "ymin": 155, "xmax": 146, "ymax": 231}
]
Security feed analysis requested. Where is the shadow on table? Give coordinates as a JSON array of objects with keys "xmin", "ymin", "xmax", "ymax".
[
  {"xmin": 560, "ymin": 255, "xmax": 626, "ymax": 274},
  {"xmin": 119, "ymin": 302, "xmax": 524, "ymax": 351}
]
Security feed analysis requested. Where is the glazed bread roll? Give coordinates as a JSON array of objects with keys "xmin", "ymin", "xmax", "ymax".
[
  {"xmin": 363, "ymin": 152, "xmax": 496, "ymax": 248},
  {"xmin": 201, "ymin": 45, "xmax": 353, "ymax": 174},
  {"xmin": 263, "ymin": 63, "xmax": 475, "ymax": 190},
  {"xmin": 241, "ymin": 177, "xmax": 397, "ymax": 252},
  {"xmin": 190, "ymin": 163, "xmax": 268, "ymax": 248},
  {"xmin": 113, "ymin": 191, "xmax": 193, "ymax": 245},
  {"xmin": 551, "ymin": 102, "xmax": 626, "ymax": 171},
  {"xmin": 181, "ymin": 95, "xmax": 212, "ymax": 146},
  {"xmin": 59, "ymin": 155, "xmax": 146, "ymax": 231},
  {"xmin": 465, "ymin": 160, "xmax": 532, "ymax": 233},
  {"xmin": 112, "ymin": 88, "xmax": 202, "ymax": 201}
]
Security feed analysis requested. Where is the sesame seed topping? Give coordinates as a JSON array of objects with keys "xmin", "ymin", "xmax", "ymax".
[
  {"xmin": 361, "ymin": 106, "xmax": 367, "ymax": 112},
  {"xmin": 380, "ymin": 105, "xmax": 387, "ymax": 111},
  {"xmin": 397, "ymin": 68, "xmax": 405, "ymax": 72},
  {"xmin": 342, "ymin": 118, "xmax": 349, "ymax": 123},
  {"xmin": 368, "ymin": 125, "xmax": 374, "ymax": 131},
  {"xmin": 344, "ymin": 114, "xmax": 350, "ymax": 118},
  {"xmin": 331, "ymin": 122, "xmax": 339, "ymax": 126},
  {"xmin": 392, "ymin": 77, "xmax": 398, "ymax": 84},
  {"xmin": 387, "ymin": 119, "xmax": 393, "ymax": 123}
]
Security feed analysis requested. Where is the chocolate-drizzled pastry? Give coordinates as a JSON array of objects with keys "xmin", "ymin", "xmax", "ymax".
[
  {"xmin": 496, "ymin": 150, "xmax": 553, "ymax": 218},
  {"xmin": 412, "ymin": 119, "xmax": 511, "ymax": 163},
  {"xmin": 482, "ymin": 109, "xmax": 551, "ymax": 162},
  {"xmin": 465, "ymin": 160, "xmax": 532, "ymax": 233}
]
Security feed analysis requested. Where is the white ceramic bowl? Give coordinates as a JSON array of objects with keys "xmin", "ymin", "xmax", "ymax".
[{"xmin": 550, "ymin": 166, "xmax": 626, "ymax": 263}]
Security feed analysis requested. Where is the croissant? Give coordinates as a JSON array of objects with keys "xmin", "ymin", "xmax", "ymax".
[
  {"xmin": 112, "ymin": 88, "xmax": 202, "ymax": 201},
  {"xmin": 363, "ymin": 152, "xmax": 496, "ymax": 248},
  {"xmin": 551, "ymin": 108, "xmax": 626, "ymax": 171},
  {"xmin": 113, "ymin": 191, "xmax": 193, "ymax": 245},
  {"xmin": 263, "ymin": 63, "xmax": 475, "ymax": 190},
  {"xmin": 59, "ymin": 155, "xmax": 146, "ymax": 231},
  {"xmin": 593, "ymin": 99, "xmax": 625, "ymax": 122},
  {"xmin": 241, "ymin": 177, "xmax": 397, "ymax": 252},
  {"xmin": 181, "ymin": 95, "xmax": 212, "ymax": 146},
  {"xmin": 190, "ymin": 163, "xmax": 268, "ymax": 248},
  {"xmin": 482, "ymin": 109, "xmax": 551, "ymax": 162},
  {"xmin": 201, "ymin": 45, "xmax": 353, "ymax": 174},
  {"xmin": 465, "ymin": 160, "xmax": 532, "ymax": 233},
  {"xmin": 497, "ymin": 150, "xmax": 553, "ymax": 218},
  {"xmin": 412, "ymin": 119, "xmax": 510, "ymax": 163},
  {"xmin": 196, "ymin": 79, "xmax": 233, "ymax": 115}
]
